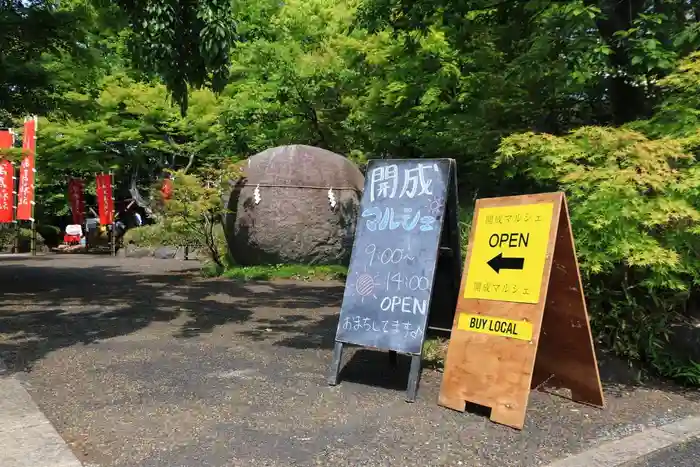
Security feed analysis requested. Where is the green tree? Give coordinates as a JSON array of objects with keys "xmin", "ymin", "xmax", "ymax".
[
  {"xmin": 113, "ymin": 0, "xmax": 238, "ymax": 114},
  {"xmin": 357, "ymin": 0, "xmax": 700, "ymax": 126},
  {"xmin": 496, "ymin": 52, "xmax": 700, "ymax": 384},
  {"xmin": 631, "ymin": 52, "xmax": 700, "ymax": 144},
  {"xmin": 0, "ymin": 0, "xmax": 97, "ymax": 124},
  {"xmin": 37, "ymin": 72, "xmax": 228, "ymax": 219},
  {"xmin": 217, "ymin": 0, "xmax": 363, "ymax": 156},
  {"xmin": 1, "ymin": 0, "xmax": 238, "ymax": 119}
]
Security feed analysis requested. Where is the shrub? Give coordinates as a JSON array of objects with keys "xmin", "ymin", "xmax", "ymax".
[
  {"xmin": 0, "ymin": 226, "xmax": 46, "ymax": 252},
  {"xmin": 123, "ymin": 224, "xmax": 174, "ymax": 247},
  {"xmin": 150, "ymin": 161, "xmax": 244, "ymax": 268},
  {"xmin": 496, "ymin": 126, "xmax": 700, "ymax": 384},
  {"xmin": 36, "ymin": 224, "xmax": 61, "ymax": 248}
]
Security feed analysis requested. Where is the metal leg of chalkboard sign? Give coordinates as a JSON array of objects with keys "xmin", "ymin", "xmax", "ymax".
[
  {"xmin": 405, "ymin": 355, "xmax": 422, "ymax": 403},
  {"xmin": 327, "ymin": 341, "xmax": 344, "ymax": 386}
]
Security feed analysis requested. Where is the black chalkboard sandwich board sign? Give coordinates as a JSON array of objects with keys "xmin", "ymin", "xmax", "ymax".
[{"xmin": 328, "ymin": 158, "xmax": 461, "ymax": 401}]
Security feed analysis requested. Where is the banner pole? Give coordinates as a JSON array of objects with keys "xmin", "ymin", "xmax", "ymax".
[
  {"xmin": 96, "ymin": 172, "xmax": 101, "ymax": 252},
  {"xmin": 91, "ymin": 173, "xmax": 98, "ymax": 252},
  {"xmin": 30, "ymin": 116, "xmax": 37, "ymax": 256},
  {"xmin": 11, "ymin": 130, "xmax": 19, "ymax": 254},
  {"xmin": 80, "ymin": 178, "xmax": 87, "ymax": 251},
  {"xmin": 30, "ymin": 222, "xmax": 35, "ymax": 255},
  {"xmin": 110, "ymin": 171, "xmax": 116, "ymax": 257},
  {"xmin": 13, "ymin": 165, "xmax": 19, "ymax": 253}
]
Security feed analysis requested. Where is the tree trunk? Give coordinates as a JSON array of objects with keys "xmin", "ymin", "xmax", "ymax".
[
  {"xmin": 586, "ymin": 0, "xmax": 649, "ymax": 124},
  {"xmin": 128, "ymin": 170, "xmax": 157, "ymax": 219}
]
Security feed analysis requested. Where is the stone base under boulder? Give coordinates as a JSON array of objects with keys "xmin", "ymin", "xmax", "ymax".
[{"xmin": 122, "ymin": 244, "xmax": 203, "ymax": 260}]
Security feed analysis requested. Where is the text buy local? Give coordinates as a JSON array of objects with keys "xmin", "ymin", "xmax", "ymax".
[{"xmin": 458, "ymin": 313, "xmax": 533, "ymax": 341}]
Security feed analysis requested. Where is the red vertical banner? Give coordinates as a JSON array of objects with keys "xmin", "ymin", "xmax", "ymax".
[
  {"xmin": 0, "ymin": 130, "xmax": 14, "ymax": 223},
  {"xmin": 67, "ymin": 178, "xmax": 86, "ymax": 225},
  {"xmin": 16, "ymin": 117, "xmax": 37, "ymax": 221},
  {"xmin": 160, "ymin": 177, "xmax": 173, "ymax": 200},
  {"xmin": 0, "ymin": 160, "xmax": 13, "ymax": 223},
  {"xmin": 95, "ymin": 173, "xmax": 114, "ymax": 225},
  {"xmin": 0, "ymin": 130, "xmax": 13, "ymax": 149}
]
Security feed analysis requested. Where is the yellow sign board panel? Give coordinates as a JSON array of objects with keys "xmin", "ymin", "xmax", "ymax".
[
  {"xmin": 457, "ymin": 313, "xmax": 533, "ymax": 341},
  {"xmin": 463, "ymin": 203, "xmax": 554, "ymax": 304}
]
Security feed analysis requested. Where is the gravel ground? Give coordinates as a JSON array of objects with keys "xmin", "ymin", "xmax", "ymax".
[{"xmin": 0, "ymin": 254, "xmax": 699, "ymax": 467}]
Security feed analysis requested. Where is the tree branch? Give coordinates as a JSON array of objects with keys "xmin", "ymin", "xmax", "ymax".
[
  {"xmin": 128, "ymin": 167, "xmax": 157, "ymax": 219},
  {"xmin": 183, "ymin": 151, "xmax": 196, "ymax": 173}
]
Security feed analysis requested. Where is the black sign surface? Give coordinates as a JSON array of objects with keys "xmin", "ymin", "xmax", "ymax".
[{"xmin": 334, "ymin": 159, "xmax": 454, "ymax": 355}]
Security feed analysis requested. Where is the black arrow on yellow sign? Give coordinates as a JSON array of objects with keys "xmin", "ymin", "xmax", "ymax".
[{"xmin": 487, "ymin": 253, "xmax": 525, "ymax": 273}]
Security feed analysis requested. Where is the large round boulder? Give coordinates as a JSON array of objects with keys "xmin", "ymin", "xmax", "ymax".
[{"xmin": 225, "ymin": 145, "xmax": 364, "ymax": 266}]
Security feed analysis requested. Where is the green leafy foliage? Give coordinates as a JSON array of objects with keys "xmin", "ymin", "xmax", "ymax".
[
  {"xmin": 480, "ymin": 54, "xmax": 700, "ymax": 383},
  {"xmin": 36, "ymin": 224, "xmax": 61, "ymax": 248},
  {"xmin": 115, "ymin": 0, "xmax": 237, "ymax": 114},
  {"xmin": 631, "ymin": 52, "xmax": 700, "ymax": 144},
  {"xmin": 36, "ymin": 72, "xmax": 229, "ymax": 220},
  {"xmin": 2, "ymin": 0, "xmax": 700, "ymax": 383},
  {"xmin": 217, "ymin": 0, "xmax": 364, "ymax": 155},
  {"xmin": 0, "ymin": 227, "xmax": 46, "ymax": 252},
  {"xmin": 149, "ymin": 161, "xmax": 244, "ymax": 268},
  {"xmin": 0, "ymin": 0, "xmax": 92, "ymax": 123},
  {"xmin": 497, "ymin": 126, "xmax": 700, "ymax": 382},
  {"xmin": 39, "ymin": 74, "xmax": 225, "ymax": 171},
  {"xmin": 209, "ymin": 264, "xmax": 348, "ymax": 281},
  {"xmin": 357, "ymin": 0, "xmax": 700, "ymax": 126},
  {"xmin": 122, "ymin": 223, "xmax": 179, "ymax": 247}
]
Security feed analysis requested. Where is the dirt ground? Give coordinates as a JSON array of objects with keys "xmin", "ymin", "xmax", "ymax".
[{"xmin": 0, "ymin": 254, "xmax": 698, "ymax": 467}]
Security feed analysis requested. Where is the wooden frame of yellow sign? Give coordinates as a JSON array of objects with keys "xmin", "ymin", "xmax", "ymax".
[{"xmin": 438, "ymin": 192, "xmax": 604, "ymax": 430}]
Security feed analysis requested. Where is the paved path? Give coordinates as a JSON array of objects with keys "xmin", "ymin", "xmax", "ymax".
[
  {"xmin": 0, "ymin": 359, "xmax": 82, "ymax": 467},
  {"xmin": 546, "ymin": 416, "xmax": 700, "ymax": 467},
  {"xmin": 623, "ymin": 438, "xmax": 700, "ymax": 466},
  {"xmin": 1, "ymin": 255, "xmax": 699, "ymax": 466}
]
